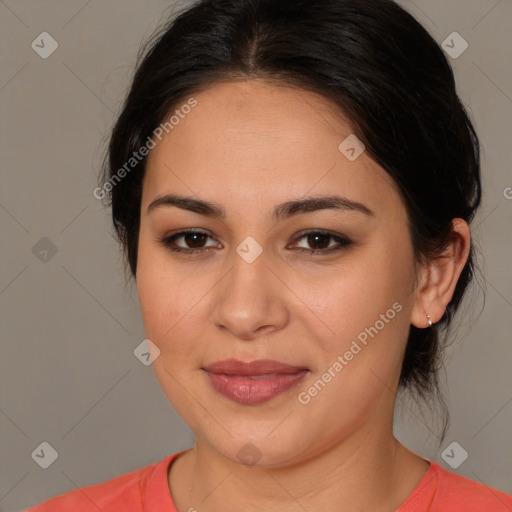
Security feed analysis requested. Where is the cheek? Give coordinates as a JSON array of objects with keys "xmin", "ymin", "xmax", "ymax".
[
  {"xmin": 137, "ymin": 274, "xmax": 200, "ymax": 354},
  {"xmin": 136, "ymin": 239, "xmax": 220, "ymax": 369},
  {"xmin": 304, "ymin": 238, "xmax": 415, "ymax": 379},
  {"xmin": 308, "ymin": 253, "xmax": 409, "ymax": 336},
  {"xmin": 136, "ymin": 237, "xmax": 188, "ymax": 346}
]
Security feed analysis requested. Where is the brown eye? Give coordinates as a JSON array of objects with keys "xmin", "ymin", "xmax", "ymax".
[
  {"xmin": 160, "ymin": 230, "xmax": 220, "ymax": 253},
  {"xmin": 305, "ymin": 233, "xmax": 331, "ymax": 250},
  {"xmin": 181, "ymin": 232, "xmax": 208, "ymax": 248},
  {"xmin": 291, "ymin": 230, "xmax": 352, "ymax": 255}
]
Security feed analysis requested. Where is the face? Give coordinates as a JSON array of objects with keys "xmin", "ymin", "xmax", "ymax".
[{"xmin": 136, "ymin": 79, "xmax": 419, "ymax": 467}]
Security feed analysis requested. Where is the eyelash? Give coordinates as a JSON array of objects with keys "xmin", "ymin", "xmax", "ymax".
[{"xmin": 159, "ymin": 229, "xmax": 352, "ymax": 256}]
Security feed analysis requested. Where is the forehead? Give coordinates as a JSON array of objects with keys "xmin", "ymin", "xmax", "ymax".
[{"xmin": 143, "ymin": 79, "xmax": 402, "ymax": 215}]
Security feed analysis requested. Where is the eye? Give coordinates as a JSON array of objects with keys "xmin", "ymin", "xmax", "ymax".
[
  {"xmin": 289, "ymin": 230, "xmax": 352, "ymax": 255},
  {"xmin": 160, "ymin": 229, "xmax": 220, "ymax": 253},
  {"xmin": 160, "ymin": 228, "xmax": 352, "ymax": 256}
]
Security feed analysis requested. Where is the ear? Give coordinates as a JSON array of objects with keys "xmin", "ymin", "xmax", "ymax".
[{"xmin": 411, "ymin": 218, "xmax": 471, "ymax": 328}]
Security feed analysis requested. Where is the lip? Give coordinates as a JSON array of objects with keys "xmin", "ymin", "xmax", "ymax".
[{"xmin": 202, "ymin": 359, "xmax": 309, "ymax": 405}]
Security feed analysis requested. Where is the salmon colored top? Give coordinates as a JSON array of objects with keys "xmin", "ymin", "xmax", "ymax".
[{"xmin": 25, "ymin": 451, "xmax": 512, "ymax": 511}]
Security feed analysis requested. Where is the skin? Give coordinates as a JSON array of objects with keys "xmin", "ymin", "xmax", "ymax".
[{"xmin": 136, "ymin": 79, "xmax": 471, "ymax": 511}]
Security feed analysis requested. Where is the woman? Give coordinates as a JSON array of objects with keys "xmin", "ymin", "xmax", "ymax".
[{"xmin": 28, "ymin": 0, "xmax": 512, "ymax": 510}]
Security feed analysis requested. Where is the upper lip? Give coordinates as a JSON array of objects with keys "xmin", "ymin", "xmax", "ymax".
[{"xmin": 202, "ymin": 359, "xmax": 308, "ymax": 376}]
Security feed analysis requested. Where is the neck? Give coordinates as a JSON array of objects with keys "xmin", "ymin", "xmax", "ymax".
[{"xmin": 169, "ymin": 421, "xmax": 429, "ymax": 511}]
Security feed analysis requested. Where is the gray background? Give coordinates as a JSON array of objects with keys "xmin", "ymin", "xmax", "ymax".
[{"xmin": 1, "ymin": 0, "xmax": 511, "ymax": 510}]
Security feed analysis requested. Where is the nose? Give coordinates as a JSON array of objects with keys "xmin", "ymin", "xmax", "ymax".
[{"xmin": 211, "ymin": 246, "xmax": 289, "ymax": 341}]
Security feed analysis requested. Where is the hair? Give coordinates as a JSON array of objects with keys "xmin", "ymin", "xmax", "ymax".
[{"xmin": 100, "ymin": 0, "xmax": 482, "ymax": 441}]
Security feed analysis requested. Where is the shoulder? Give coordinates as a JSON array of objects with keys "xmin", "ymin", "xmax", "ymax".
[
  {"xmin": 426, "ymin": 462, "xmax": 512, "ymax": 512},
  {"xmin": 438, "ymin": 466, "xmax": 512, "ymax": 509},
  {"xmin": 24, "ymin": 454, "xmax": 177, "ymax": 512}
]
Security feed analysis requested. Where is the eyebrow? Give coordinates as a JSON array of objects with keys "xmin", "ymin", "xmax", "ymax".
[{"xmin": 147, "ymin": 193, "xmax": 374, "ymax": 220}]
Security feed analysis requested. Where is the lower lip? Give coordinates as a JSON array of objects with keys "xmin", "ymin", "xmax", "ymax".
[{"xmin": 204, "ymin": 370, "xmax": 309, "ymax": 405}]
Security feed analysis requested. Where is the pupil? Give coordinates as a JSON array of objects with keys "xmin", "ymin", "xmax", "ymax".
[
  {"xmin": 308, "ymin": 233, "xmax": 329, "ymax": 249},
  {"xmin": 187, "ymin": 233, "xmax": 206, "ymax": 248}
]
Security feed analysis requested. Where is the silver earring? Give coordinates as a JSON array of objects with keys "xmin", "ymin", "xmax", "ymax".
[{"xmin": 426, "ymin": 314, "xmax": 432, "ymax": 327}]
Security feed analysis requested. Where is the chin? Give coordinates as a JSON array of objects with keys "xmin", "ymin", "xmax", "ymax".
[{"xmin": 198, "ymin": 427, "xmax": 314, "ymax": 469}]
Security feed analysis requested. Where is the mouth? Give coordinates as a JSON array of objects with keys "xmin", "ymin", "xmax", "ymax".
[{"xmin": 202, "ymin": 359, "xmax": 309, "ymax": 405}]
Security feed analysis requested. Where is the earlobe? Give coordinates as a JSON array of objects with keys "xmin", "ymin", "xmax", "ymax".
[{"xmin": 411, "ymin": 218, "xmax": 471, "ymax": 329}]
